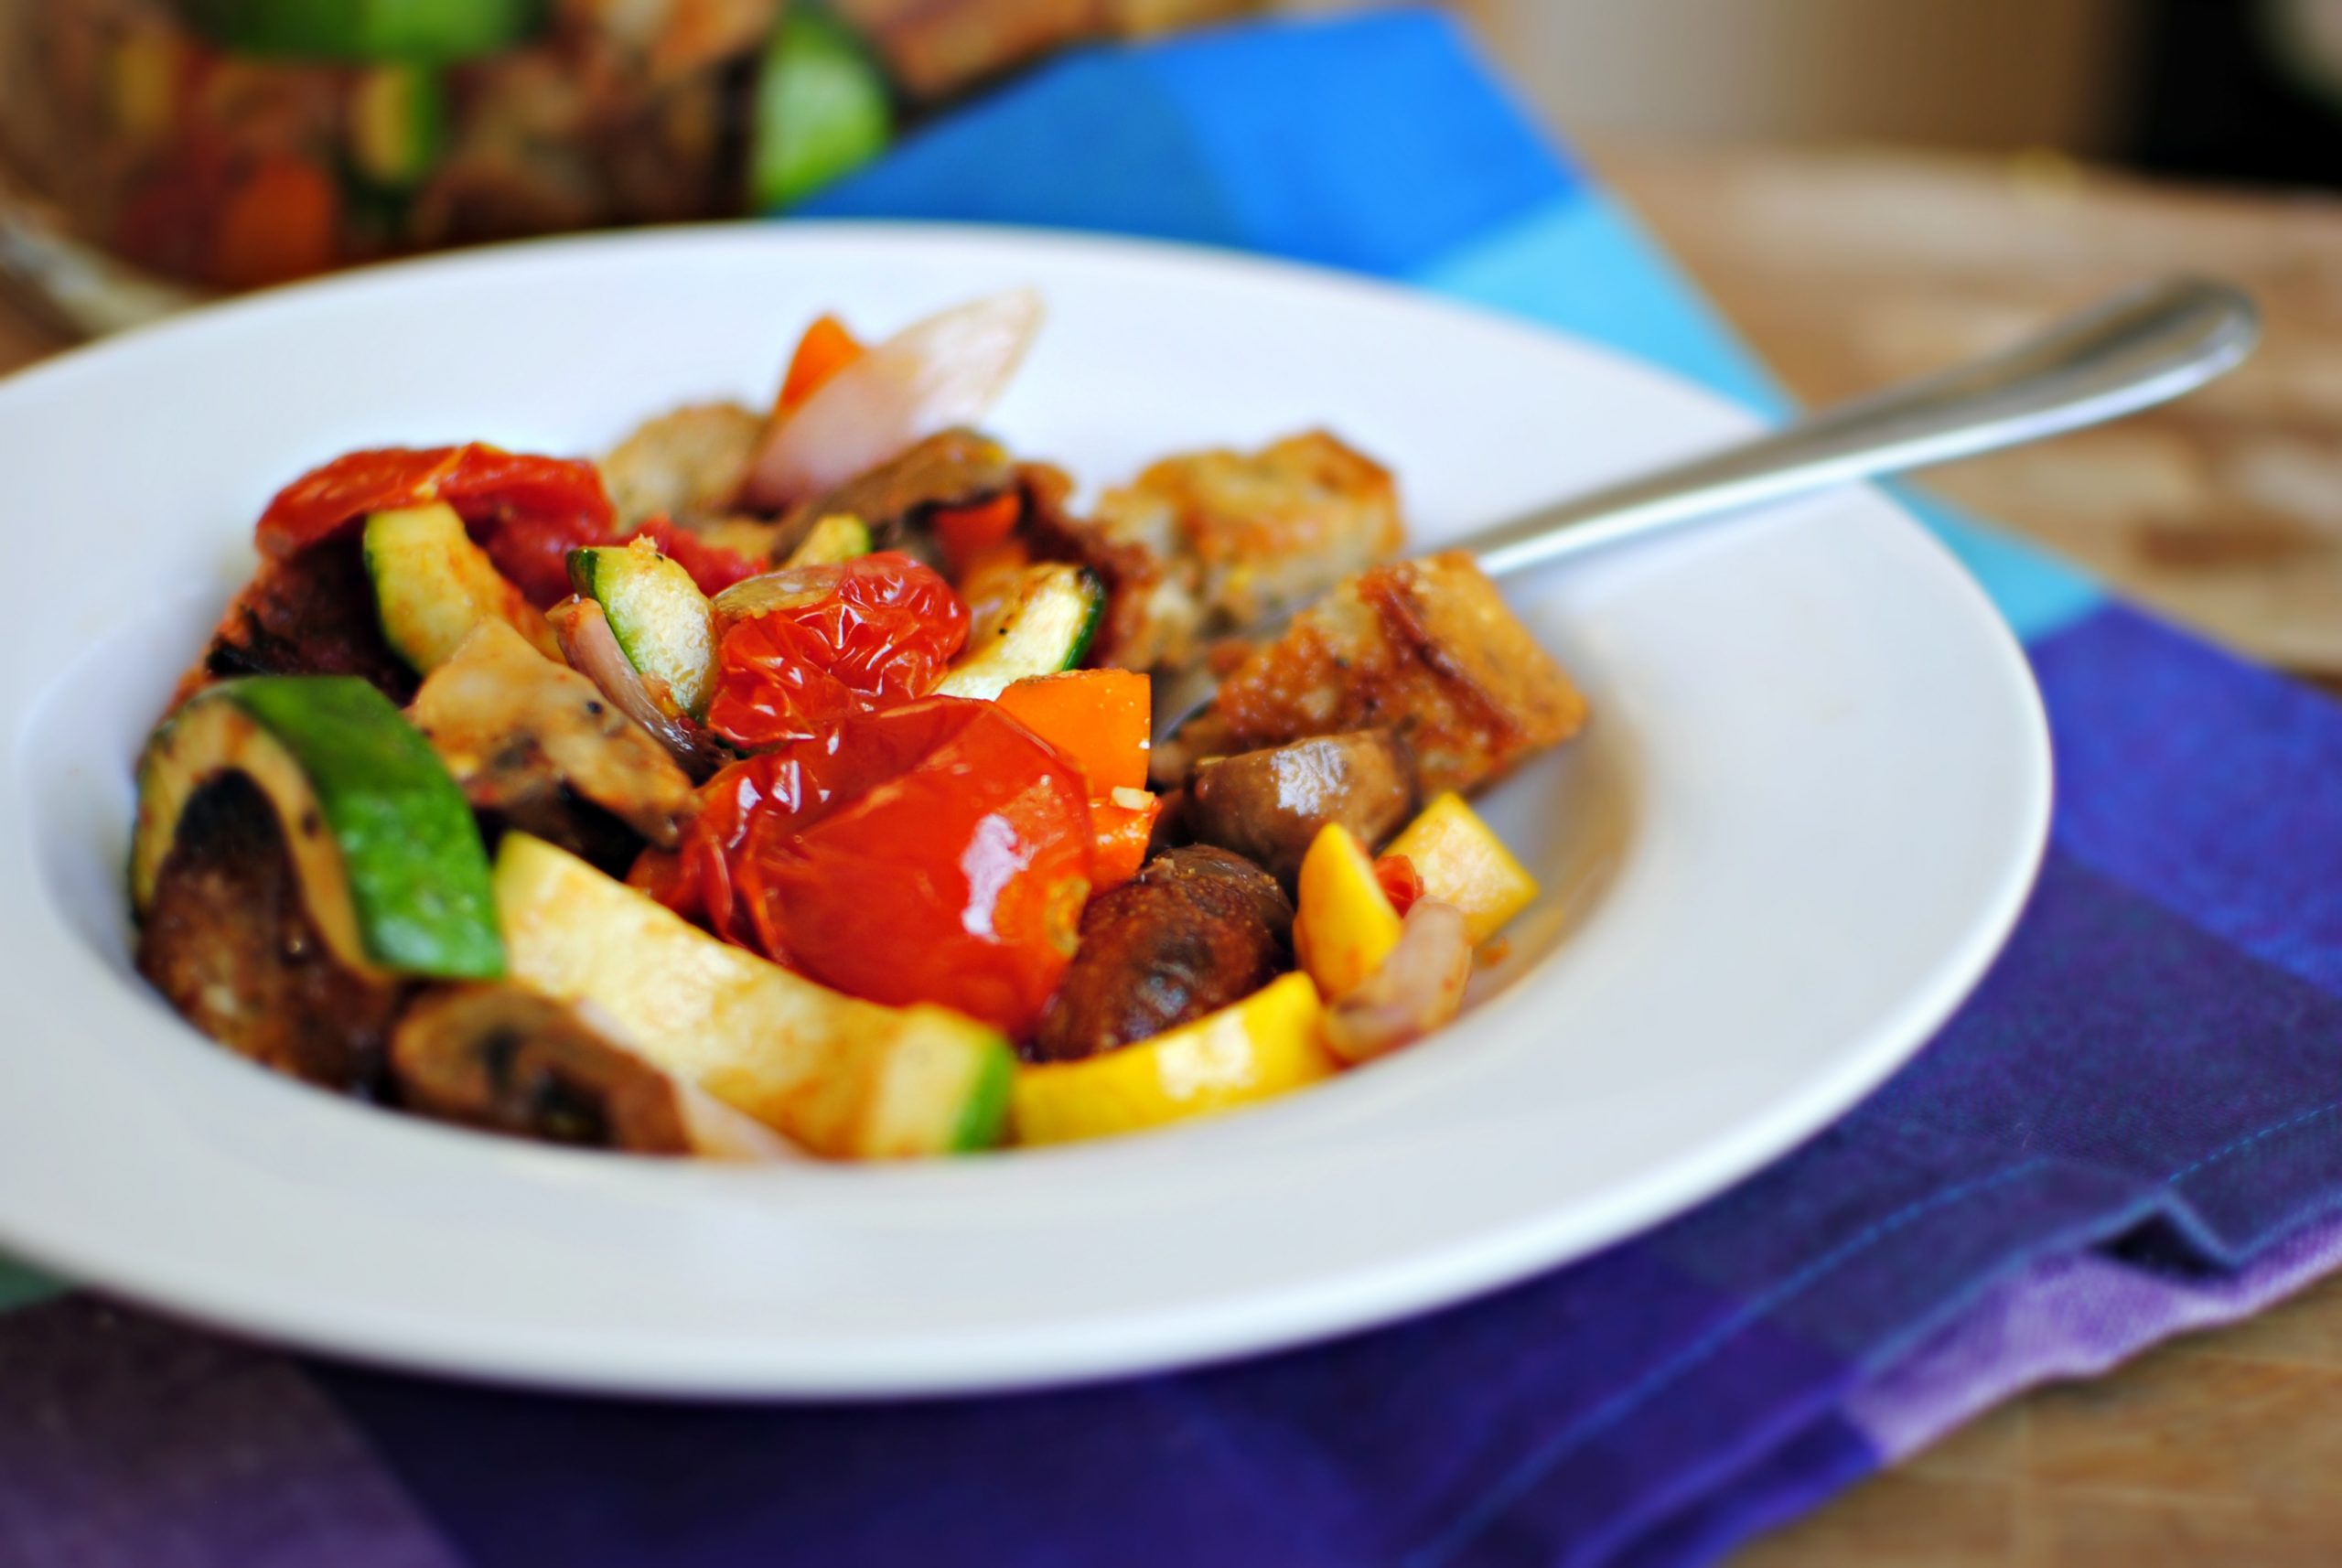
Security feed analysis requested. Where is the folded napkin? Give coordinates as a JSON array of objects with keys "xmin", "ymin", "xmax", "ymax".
[{"xmin": 10, "ymin": 13, "xmax": 2342, "ymax": 1567}]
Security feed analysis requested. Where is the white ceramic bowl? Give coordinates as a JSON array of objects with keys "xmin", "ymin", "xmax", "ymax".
[{"xmin": 0, "ymin": 225, "xmax": 2049, "ymax": 1396}]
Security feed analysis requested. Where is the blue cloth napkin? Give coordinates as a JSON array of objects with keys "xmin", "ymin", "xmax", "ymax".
[{"xmin": 9, "ymin": 12, "xmax": 2342, "ymax": 1567}]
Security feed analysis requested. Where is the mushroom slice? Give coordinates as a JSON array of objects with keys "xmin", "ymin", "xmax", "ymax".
[
  {"xmin": 392, "ymin": 985, "xmax": 797, "ymax": 1158},
  {"xmin": 409, "ymin": 619, "xmax": 700, "ymax": 851}
]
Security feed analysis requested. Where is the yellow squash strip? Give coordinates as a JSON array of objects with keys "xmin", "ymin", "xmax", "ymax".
[
  {"xmin": 1294, "ymin": 822, "xmax": 1402, "ymax": 999},
  {"xmin": 1383, "ymin": 793, "xmax": 1541, "ymax": 945},
  {"xmin": 1013, "ymin": 972, "xmax": 1336, "ymax": 1146},
  {"xmin": 493, "ymin": 833, "xmax": 1013, "ymax": 1158}
]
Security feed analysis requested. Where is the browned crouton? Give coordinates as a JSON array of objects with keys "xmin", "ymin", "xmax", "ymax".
[
  {"xmin": 598, "ymin": 402, "xmax": 763, "ymax": 529},
  {"xmin": 1079, "ymin": 431, "xmax": 1406, "ymax": 670},
  {"xmin": 1174, "ymin": 552, "xmax": 1587, "ymax": 798}
]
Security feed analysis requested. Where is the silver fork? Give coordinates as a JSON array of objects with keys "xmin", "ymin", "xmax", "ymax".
[{"xmin": 1152, "ymin": 275, "xmax": 2260, "ymax": 746}]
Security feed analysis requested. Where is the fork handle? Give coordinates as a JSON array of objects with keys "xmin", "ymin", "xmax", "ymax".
[{"xmin": 1461, "ymin": 276, "xmax": 2258, "ymax": 580}]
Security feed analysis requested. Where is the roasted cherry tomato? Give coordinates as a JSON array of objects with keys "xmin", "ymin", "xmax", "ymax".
[
  {"xmin": 626, "ymin": 516, "xmax": 764, "ymax": 596},
  {"xmin": 640, "ymin": 698, "xmax": 1093, "ymax": 1036},
  {"xmin": 255, "ymin": 444, "xmax": 616, "ymax": 607},
  {"xmin": 704, "ymin": 553, "xmax": 969, "ymax": 748}
]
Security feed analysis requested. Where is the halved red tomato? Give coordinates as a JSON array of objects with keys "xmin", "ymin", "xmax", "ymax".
[
  {"xmin": 255, "ymin": 444, "xmax": 616, "ymax": 607},
  {"xmin": 640, "ymin": 698, "xmax": 1093, "ymax": 1036},
  {"xmin": 704, "ymin": 553, "xmax": 968, "ymax": 748}
]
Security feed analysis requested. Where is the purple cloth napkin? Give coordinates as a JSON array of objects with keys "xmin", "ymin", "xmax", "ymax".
[{"xmin": 7, "ymin": 12, "xmax": 2342, "ymax": 1565}]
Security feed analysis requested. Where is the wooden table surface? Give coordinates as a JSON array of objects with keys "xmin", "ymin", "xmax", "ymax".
[
  {"xmin": 5, "ymin": 139, "xmax": 2340, "ymax": 1565},
  {"xmin": 1589, "ymin": 140, "xmax": 2342, "ymax": 1565}
]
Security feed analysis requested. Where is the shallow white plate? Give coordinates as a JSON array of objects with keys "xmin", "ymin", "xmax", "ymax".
[{"xmin": 0, "ymin": 225, "xmax": 2049, "ymax": 1397}]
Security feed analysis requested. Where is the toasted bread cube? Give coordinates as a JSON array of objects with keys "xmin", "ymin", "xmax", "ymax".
[
  {"xmin": 1187, "ymin": 552, "xmax": 1587, "ymax": 798},
  {"xmin": 1087, "ymin": 431, "xmax": 1405, "ymax": 670}
]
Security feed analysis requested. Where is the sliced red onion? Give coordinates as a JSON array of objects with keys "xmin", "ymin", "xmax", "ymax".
[
  {"xmin": 741, "ymin": 288, "xmax": 1044, "ymax": 510},
  {"xmin": 548, "ymin": 596, "xmax": 729, "ymax": 780},
  {"xmin": 1324, "ymin": 900, "xmax": 1474, "ymax": 1065}
]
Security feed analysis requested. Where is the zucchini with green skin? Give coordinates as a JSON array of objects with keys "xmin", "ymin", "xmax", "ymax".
[
  {"xmin": 567, "ymin": 539, "xmax": 716, "ymax": 719},
  {"xmin": 493, "ymin": 832, "xmax": 1014, "ymax": 1158},
  {"xmin": 176, "ymin": 0, "xmax": 545, "ymax": 62},
  {"xmin": 133, "ymin": 677, "xmax": 504, "ymax": 981},
  {"xmin": 933, "ymin": 563, "xmax": 1105, "ymax": 701},
  {"xmin": 782, "ymin": 514, "xmax": 874, "ymax": 568},
  {"xmin": 365, "ymin": 502, "xmax": 559, "ymax": 674}
]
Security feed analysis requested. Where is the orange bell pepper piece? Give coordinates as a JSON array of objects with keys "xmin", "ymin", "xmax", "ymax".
[
  {"xmin": 997, "ymin": 669, "xmax": 1158, "ymax": 890},
  {"xmin": 1089, "ymin": 789, "xmax": 1162, "ymax": 892},
  {"xmin": 995, "ymin": 670, "xmax": 1151, "ymax": 793},
  {"xmin": 776, "ymin": 313, "xmax": 865, "ymax": 415}
]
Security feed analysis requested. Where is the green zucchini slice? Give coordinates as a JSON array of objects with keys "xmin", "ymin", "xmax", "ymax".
[
  {"xmin": 133, "ymin": 676, "xmax": 504, "ymax": 980},
  {"xmin": 364, "ymin": 502, "xmax": 558, "ymax": 675},
  {"xmin": 495, "ymin": 832, "xmax": 1013, "ymax": 1158},
  {"xmin": 782, "ymin": 513, "xmax": 874, "ymax": 568},
  {"xmin": 933, "ymin": 563, "xmax": 1105, "ymax": 701},
  {"xmin": 568, "ymin": 539, "xmax": 717, "ymax": 719}
]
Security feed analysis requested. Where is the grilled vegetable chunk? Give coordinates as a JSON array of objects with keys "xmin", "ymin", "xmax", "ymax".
[
  {"xmin": 1032, "ymin": 846, "xmax": 1293, "ymax": 1064},
  {"xmin": 137, "ymin": 772, "xmax": 411, "ymax": 1094},
  {"xmin": 1166, "ymin": 553, "xmax": 1589, "ymax": 798},
  {"xmin": 191, "ymin": 538, "xmax": 416, "ymax": 704},
  {"xmin": 133, "ymin": 677, "xmax": 504, "ymax": 1092},
  {"xmin": 567, "ymin": 538, "xmax": 717, "ymax": 718},
  {"xmin": 407, "ymin": 622, "xmax": 697, "ymax": 865},
  {"xmin": 134, "ymin": 677, "xmax": 505, "ymax": 981},
  {"xmin": 783, "ymin": 428, "xmax": 1017, "ymax": 561},
  {"xmin": 932, "ymin": 563, "xmax": 1104, "ymax": 700},
  {"xmin": 1187, "ymin": 730, "xmax": 1415, "ymax": 889},
  {"xmin": 390, "ymin": 986, "xmax": 794, "ymax": 1159},
  {"xmin": 1015, "ymin": 973, "xmax": 1336, "ymax": 1147},
  {"xmin": 365, "ymin": 502, "xmax": 561, "ymax": 674},
  {"xmin": 493, "ymin": 832, "xmax": 1015, "ymax": 1158}
]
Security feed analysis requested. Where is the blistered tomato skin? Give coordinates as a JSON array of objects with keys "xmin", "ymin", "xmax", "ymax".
[
  {"xmin": 627, "ymin": 516, "xmax": 763, "ymax": 596},
  {"xmin": 704, "ymin": 553, "xmax": 969, "ymax": 748},
  {"xmin": 255, "ymin": 445, "xmax": 616, "ymax": 607},
  {"xmin": 645, "ymin": 699, "xmax": 1093, "ymax": 1037}
]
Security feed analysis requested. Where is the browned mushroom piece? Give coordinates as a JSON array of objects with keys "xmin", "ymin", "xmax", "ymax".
[
  {"xmin": 1031, "ymin": 845, "xmax": 1294, "ymax": 1064},
  {"xmin": 777, "ymin": 427, "xmax": 1019, "ymax": 562},
  {"xmin": 136, "ymin": 770, "xmax": 408, "ymax": 1098},
  {"xmin": 408, "ymin": 621, "xmax": 700, "ymax": 872},
  {"xmin": 390, "ymin": 985, "xmax": 794, "ymax": 1159},
  {"xmin": 1186, "ymin": 729, "xmax": 1417, "ymax": 890}
]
